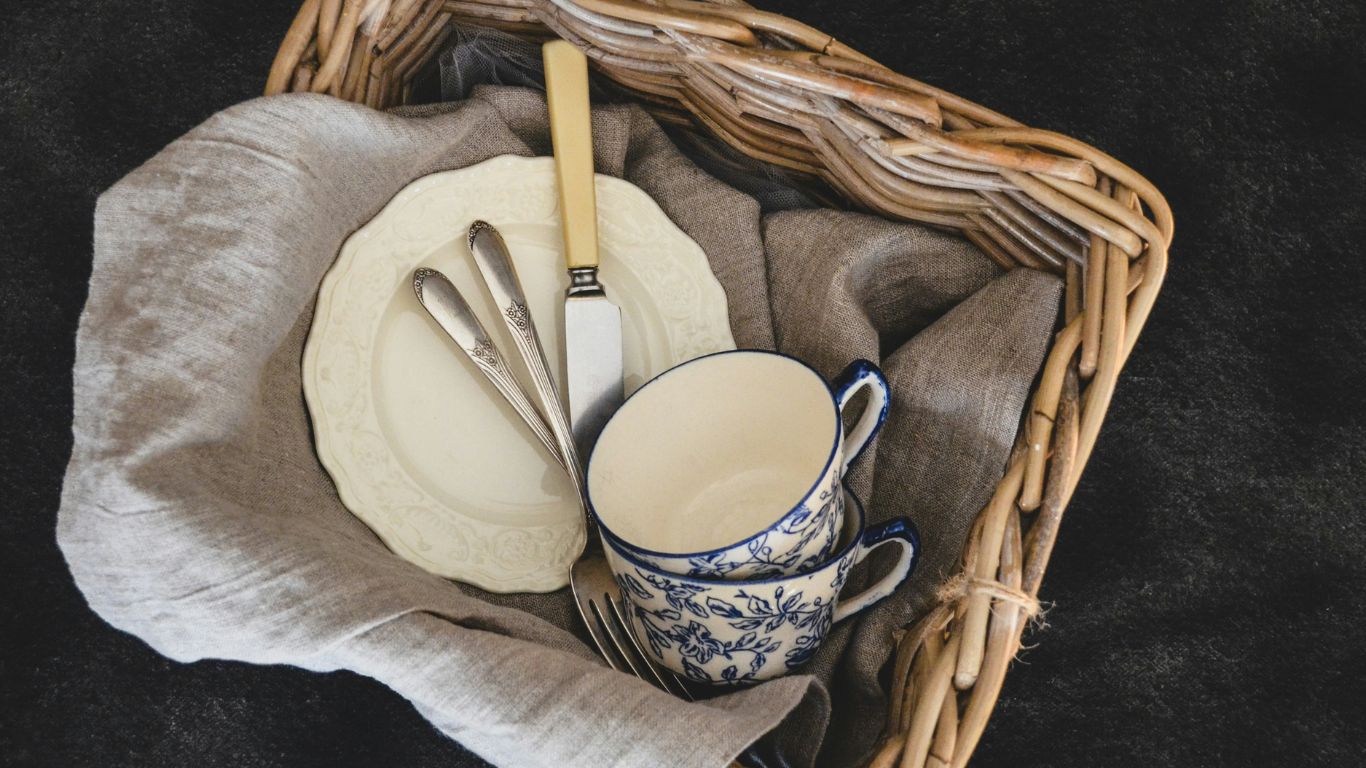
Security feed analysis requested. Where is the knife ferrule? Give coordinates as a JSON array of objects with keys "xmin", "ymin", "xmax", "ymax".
[{"xmin": 567, "ymin": 266, "xmax": 606, "ymax": 297}]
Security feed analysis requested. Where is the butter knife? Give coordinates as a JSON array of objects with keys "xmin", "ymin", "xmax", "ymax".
[
  {"xmin": 466, "ymin": 222, "xmax": 586, "ymax": 500},
  {"xmin": 411, "ymin": 267, "xmax": 567, "ymax": 472},
  {"xmin": 543, "ymin": 40, "xmax": 624, "ymax": 461}
]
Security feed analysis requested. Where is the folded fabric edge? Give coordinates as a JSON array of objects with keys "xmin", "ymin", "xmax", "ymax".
[{"xmin": 323, "ymin": 611, "xmax": 827, "ymax": 768}]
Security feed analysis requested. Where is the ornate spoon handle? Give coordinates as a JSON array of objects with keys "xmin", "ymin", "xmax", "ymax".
[
  {"xmin": 411, "ymin": 267, "xmax": 567, "ymax": 471},
  {"xmin": 466, "ymin": 221, "xmax": 586, "ymax": 499}
]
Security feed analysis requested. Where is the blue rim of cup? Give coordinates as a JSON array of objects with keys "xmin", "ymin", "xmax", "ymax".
[
  {"xmin": 586, "ymin": 348, "xmax": 845, "ymax": 562},
  {"xmin": 601, "ymin": 481, "xmax": 920, "ymax": 592}
]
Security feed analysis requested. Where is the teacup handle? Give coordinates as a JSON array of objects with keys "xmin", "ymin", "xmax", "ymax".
[
  {"xmin": 833, "ymin": 359, "xmax": 890, "ymax": 474},
  {"xmin": 833, "ymin": 517, "xmax": 919, "ymax": 624}
]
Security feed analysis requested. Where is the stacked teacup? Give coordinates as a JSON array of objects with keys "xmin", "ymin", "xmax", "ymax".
[{"xmin": 587, "ymin": 351, "xmax": 919, "ymax": 686}]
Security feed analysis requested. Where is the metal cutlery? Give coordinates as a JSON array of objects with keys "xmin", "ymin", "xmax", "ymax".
[
  {"xmin": 543, "ymin": 40, "xmax": 625, "ymax": 460},
  {"xmin": 411, "ymin": 267, "xmax": 567, "ymax": 472},
  {"xmin": 417, "ymin": 235, "xmax": 660, "ymax": 697},
  {"xmin": 466, "ymin": 220, "xmax": 586, "ymax": 500}
]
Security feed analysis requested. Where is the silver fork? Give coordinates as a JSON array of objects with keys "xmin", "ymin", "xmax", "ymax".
[
  {"xmin": 570, "ymin": 554, "xmax": 768, "ymax": 768},
  {"xmin": 569, "ymin": 551, "xmax": 697, "ymax": 701}
]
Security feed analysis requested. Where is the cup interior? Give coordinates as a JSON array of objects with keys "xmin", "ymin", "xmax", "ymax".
[{"xmin": 588, "ymin": 351, "xmax": 839, "ymax": 555}]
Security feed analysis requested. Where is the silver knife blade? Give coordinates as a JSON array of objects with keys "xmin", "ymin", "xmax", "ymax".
[{"xmin": 565, "ymin": 273, "xmax": 623, "ymax": 460}]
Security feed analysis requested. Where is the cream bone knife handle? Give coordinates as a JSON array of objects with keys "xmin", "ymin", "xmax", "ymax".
[
  {"xmin": 410, "ymin": 268, "xmax": 568, "ymax": 472},
  {"xmin": 466, "ymin": 222, "xmax": 587, "ymax": 500},
  {"xmin": 543, "ymin": 39, "xmax": 599, "ymax": 272}
]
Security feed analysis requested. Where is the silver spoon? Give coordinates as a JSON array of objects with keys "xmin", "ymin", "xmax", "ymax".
[
  {"xmin": 467, "ymin": 220, "xmax": 586, "ymax": 500},
  {"xmin": 411, "ymin": 267, "xmax": 568, "ymax": 472}
]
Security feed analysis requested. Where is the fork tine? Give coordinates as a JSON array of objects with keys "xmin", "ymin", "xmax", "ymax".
[
  {"xmin": 572, "ymin": 555, "xmax": 696, "ymax": 702},
  {"xmin": 588, "ymin": 595, "xmax": 653, "ymax": 681},
  {"xmin": 571, "ymin": 559, "xmax": 630, "ymax": 673},
  {"xmin": 574, "ymin": 560, "xmax": 758, "ymax": 768},
  {"xmin": 586, "ymin": 600, "xmax": 633, "ymax": 673},
  {"xmin": 606, "ymin": 594, "xmax": 696, "ymax": 701}
]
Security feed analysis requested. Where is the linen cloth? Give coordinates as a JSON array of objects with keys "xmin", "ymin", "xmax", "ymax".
[{"xmin": 58, "ymin": 86, "xmax": 1060, "ymax": 768}]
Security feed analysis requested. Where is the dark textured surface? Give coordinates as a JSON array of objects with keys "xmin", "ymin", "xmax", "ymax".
[{"xmin": 2, "ymin": 1, "xmax": 1364, "ymax": 766}]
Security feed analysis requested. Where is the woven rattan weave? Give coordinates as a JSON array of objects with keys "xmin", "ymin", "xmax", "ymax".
[{"xmin": 267, "ymin": 2, "xmax": 1172, "ymax": 765}]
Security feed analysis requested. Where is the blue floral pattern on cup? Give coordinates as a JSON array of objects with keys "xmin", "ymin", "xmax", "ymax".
[
  {"xmin": 603, "ymin": 485, "xmax": 919, "ymax": 685},
  {"xmin": 619, "ymin": 574, "xmax": 836, "ymax": 684}
]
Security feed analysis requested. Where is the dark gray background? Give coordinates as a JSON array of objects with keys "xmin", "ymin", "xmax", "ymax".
[{"xmin": 3, "ymin": 1, "xmax": 1364, "ymax": 766}]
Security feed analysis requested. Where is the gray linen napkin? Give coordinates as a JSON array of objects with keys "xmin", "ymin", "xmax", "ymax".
[{"xmin": 59, "ymin": 86, "xmax": 1060, "ymax": 768}]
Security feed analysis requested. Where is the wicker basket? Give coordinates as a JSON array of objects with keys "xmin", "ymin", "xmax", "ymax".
[{"xmin": 267, "ymin": 2, "xmax": 1172, "ymax": 766}]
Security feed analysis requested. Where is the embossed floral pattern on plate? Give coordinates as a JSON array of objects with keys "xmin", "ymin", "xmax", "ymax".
[{"xmin": 302, "ymin": 155, "xmax": 734, "ymax": 593}]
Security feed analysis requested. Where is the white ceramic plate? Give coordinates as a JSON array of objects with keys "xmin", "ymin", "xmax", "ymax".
[{"xmin": 303, "ymin": 155, "xmax": 734, "ymax": 593}]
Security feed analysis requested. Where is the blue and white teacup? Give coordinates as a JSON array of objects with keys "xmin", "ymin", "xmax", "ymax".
[
  {"xmin": 587, "ymin": 350, "xmax": 890, "ymax": 580},
  {"xmin": 604, "ymin": 485, "xmax": 918, "ymax": 685}
]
